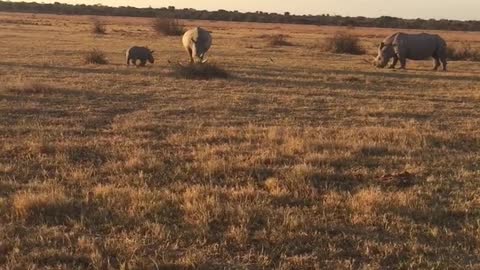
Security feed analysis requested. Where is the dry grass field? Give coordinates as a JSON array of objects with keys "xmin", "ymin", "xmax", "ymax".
[{"xmin": 1, "ymin": 12, "xmax": 480, "ymax": 269}]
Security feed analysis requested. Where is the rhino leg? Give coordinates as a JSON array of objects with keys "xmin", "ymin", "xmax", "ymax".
[
  {"xmin": 187, "ymin": 48, "xmax": 194, "ymax": 64},
  {"xmin": 389, "ymin": 56, "xmax": 398, "ymax": 69},
  {"xmin": 399, "ymin": 57, "xmax": 407, "ymax": 69},
  {"xmin": 432, "ymin": 57, "xmax": 441, "ymax": 71},
  {"xmin": 394, "ymin": 46, "xmax": 407, "ymax": 69},
  {"xmin": 139, "ymin": 59, "xmax": 147, "ymax": 67},
  {"xmin": 127, "ymin": 57, "xmax": 135, "ymax": 66},
  {"xmin": 440, "ymin": 57, "xmax": 447, "ymax": 71}
]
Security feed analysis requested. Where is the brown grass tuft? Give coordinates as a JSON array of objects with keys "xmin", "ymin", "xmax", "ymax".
[
  {"xmin": 447, "ymin": 43, "xmax": 480, "ymax": 61},
  {"xmin": 321, "ymin": 32, "xmax": 365, "ymax": 55},
  {"xmin": 182, "ymin": 186, "xmax": 225, "ymax": 234},
  {"xmin": 171, "ymin": 62, "xmax": 229, "ymax": 80},
  {"xmin": 0, "ymin": 198, "xmax": 7, "ymax": 218},
  {"xmin": 84, "ymin": 48, "xmax": 108, "ymax": 64},
  {"xmin": 266, "ymin": 34, "xmax": 293, "ymax": 47},
  {"xmin": 264, "ymin": 177, "xmax": 287, "ymax": 196},
  {"xmin": 12, "ymin": 188, "xmax": 74, "ymax": 224},
  {"xmin": 152, "ymin": 17, "xmax": 184, "ymax": 36},
  {"xmin": 91, "ymin": 18, "xmax": 107, "ymax": 35},
  {"xmin": 7, "ymin": 80, "xmax": 54, "ymax": 94}
]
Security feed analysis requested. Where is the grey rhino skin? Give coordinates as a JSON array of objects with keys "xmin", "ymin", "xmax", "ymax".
[
  {"xmin": 374, "ymin": 32, "xmax": 447, "ymax": 71},
  {"xmin": 126, "ymin": 46, "xmax": 154, "ymax": 66},
  {"xmin": 182, "ymin": 27, "xmax": 212, "ymax": 63}
]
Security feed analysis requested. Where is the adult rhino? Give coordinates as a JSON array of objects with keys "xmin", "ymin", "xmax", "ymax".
[
  {"xmin": 373, "ymin": 32, "xmax": 447, "ymax": 71},
  {"xmin": 126, "ymin": 46, "xmax": 154, "ymax": 66},
  {"xmin": 182, "ymin": 27, "xmax": 212, "ymax": 64}
]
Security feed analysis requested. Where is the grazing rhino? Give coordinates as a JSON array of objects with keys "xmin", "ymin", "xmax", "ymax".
[
  {"xmin": 126, "ymin": 46, "xmax": 154, "ymax": 66},
  {"xmin": 374, "ymin": 32, "xmax": 447, "ymax": 71},
  {"xmin": 182, "ymin": 27, "xmax": 212, "ymax": 64}
]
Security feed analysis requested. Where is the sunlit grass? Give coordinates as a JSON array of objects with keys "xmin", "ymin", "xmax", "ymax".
[{"xmin": 0, "ymin": 12, "xmax": 479, "ymax": 269}]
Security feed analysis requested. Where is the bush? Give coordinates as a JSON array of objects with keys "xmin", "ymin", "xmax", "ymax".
[
  {"xmin": 447, "ymin": 43, "xmax": 480, "ymax": 61},
  {"xmin": 152, "ymin": 17, "xmax": 184, "ymax": 36},
  {"xmin": 171, "ymin": 62, "xmax": 229, "ymax": 80},
  {"xmin": 91, "ymin": 18, "xmax": 106, "ymax": 35},
  {"xmin": 321, "ymin": 32, "xmax": 365, "ymax": 55},
  {"xmin": 84, "ymin": 49, "xmax": 108, "ymax": 65},
  {"xmin": 267, "ymin": 34, "xmax": 293, "ymax": 47}
]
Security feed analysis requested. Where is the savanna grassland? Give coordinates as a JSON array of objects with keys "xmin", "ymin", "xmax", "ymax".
[{"xmin": 1, "ymin": 12, "xmax": 480, "ymax": 269}]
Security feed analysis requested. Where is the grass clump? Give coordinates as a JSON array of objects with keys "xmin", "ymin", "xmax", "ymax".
[
  {"xmin": 91, "ymin": 18, "xmax": 107, "ymax": 35},
  {"xmin": 447, "ymin": 43, "xmax": 480, "ymax": 61},
  {"xmin": 321, "ymin": 32, "xmax": 365, "ymax": 55},
  {"xmin": 12, "ymin": 189, "xmax": 75, "ymax": 224},
  {"xmin": 172, "ymin": 62, "xmax": 229, "ymax": 80},
  {"xmin": 152, "ymin": 17, "xmax": 184, "ymax": 36},
  {"xmin": 7, "ymin": 80, "xmax": 53, "ymax": 94},
  {"xmin": 267, "ymin": 34, "xmax": 293, "ymax": 47},
  {"xmin": 84, "ymin": 49, "xmax": 108, "ymax": 65}
]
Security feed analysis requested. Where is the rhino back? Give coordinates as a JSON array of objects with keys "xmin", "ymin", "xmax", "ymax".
[
  {"xmin": 395, "ymin": 33, "xmax": 445, "ymax": 60},
  {"xmin": 383, "ymin": 32, "xmax": 402, "ymax": 45},
  {"xmin": 196, "ymin": 28, "xmax": 212, "ymax": 52},
  {"xmin": 127, "ymin": 46, "xmax": 151, "ymax": 59},
  {"xmin": 182, "ymin": 29, "xmax": 195, "ymax": 49}
]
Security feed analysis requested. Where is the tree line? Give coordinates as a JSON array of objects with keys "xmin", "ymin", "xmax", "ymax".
[{"xmin": 1, "ymin": 1, "xmax": 480, "ymax": 32}]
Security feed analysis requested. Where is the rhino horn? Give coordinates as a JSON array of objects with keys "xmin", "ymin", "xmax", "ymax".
[{"xmin": 363, "ymin": 58, "xmax": 373, "ymax": 64}]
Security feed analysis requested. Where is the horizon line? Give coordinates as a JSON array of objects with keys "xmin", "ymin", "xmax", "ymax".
[{"xmin": 2, "ymin": 0, "xmax": 479, "ymax": 22}]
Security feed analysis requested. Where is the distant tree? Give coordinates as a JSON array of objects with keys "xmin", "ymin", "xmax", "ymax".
[{"xmin": 0, "ymin": 1, "xmax": 479, "ymax": 31}]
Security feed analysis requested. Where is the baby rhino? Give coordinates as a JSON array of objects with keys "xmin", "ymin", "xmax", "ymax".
[{"xmin": 126, "ymin": 46, "xmax": 155, "ymax": 66}]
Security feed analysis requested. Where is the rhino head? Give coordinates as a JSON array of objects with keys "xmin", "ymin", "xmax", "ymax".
[
  {"xmin": 191, "ymin": 38, "xmax": 209, "ymax": 64},
  {"xmin": 373, "ymin": 42, "xmax": 395, "ymax": 68},
  {"xmin": 198, "ymin": 54, "xmax": 208, "ymax": 64},
  {"xmin": 148, "ymin": 49, "xmax": 155, "ymax": 64}
]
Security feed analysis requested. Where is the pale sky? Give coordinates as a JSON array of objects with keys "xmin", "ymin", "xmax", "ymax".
[{"xmin": 15, "ymin": 1, "xmax": 480, "ymax": 20}]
